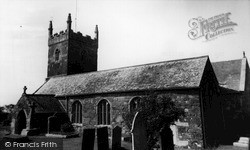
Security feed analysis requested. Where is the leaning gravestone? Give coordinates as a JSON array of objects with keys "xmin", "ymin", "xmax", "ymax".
[
  {"xmin": 131, "ymin": 112, "xmax": 147, "ymax": 150},
  {"xmin": 112, "ymin": 126, "xmax": 122, "ymax": 150},
  {"xmin": 81, "ymin": 128, "xmax": 96, "ymax": 150},
  {"xmin": 97, "ymin": 127, "xmax": 109, "ymax": 150},
  {"xmin": 160, "ymin": 125, "xmax": 174, "ymax": 150}
]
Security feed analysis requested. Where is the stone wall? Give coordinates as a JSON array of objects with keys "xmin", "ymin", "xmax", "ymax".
[
  {"xmin": 67, "ymin": 95, "xmax": 134, "ymax": 128},
  {"xmin": 243, "ymin": 61, "xmax": 250, "ymax": 135},
  {"xmin": 47, "ymin": 28, "xmax": 98, "ymax": 78},
  {"xmin": 68, "ymin": 37, "xmax": 97, "ymax": 74},
  {"xmin": 219, "ymin": 93, "xmax": 245, "ymax": 144},
  {"xmin": 47, "ymin": 40, "xmax": 68, "ymax": 77},
  {"xmin": 62, "ymin": 90, "xmax": 203, "ymax": 148},
  {"xmin": 217, "ymin": 59, "xmax": 250, "ymax": 141}
]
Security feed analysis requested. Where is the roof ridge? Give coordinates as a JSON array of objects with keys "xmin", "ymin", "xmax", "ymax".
[
  {"xmin": 27, "ymin": 94, "xmax": 55, "ymax": 97},
  {"xmin": 49, "ymin": 55, "xmax": 209, "ymax": 79},
  {"xmin": 212, "ymin": 58, "xmax": 242, "ymax": 64},
  {"xmin": 33, "ymin": 80, "xmax": 50, "ymax": 94}
]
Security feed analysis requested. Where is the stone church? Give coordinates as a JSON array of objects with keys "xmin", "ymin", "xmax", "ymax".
[{"xmin": 12, "ymin": 14, "xmax": 250, "ymax": 149}]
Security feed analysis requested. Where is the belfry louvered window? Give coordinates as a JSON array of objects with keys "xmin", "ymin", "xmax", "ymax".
[
  {"xmin": 97, "ymin": 100, "xmax": 110, "ymax": 125},
  {"xmin": 72, "ymin": 101, "xmax": 82, "ymax": 123}
]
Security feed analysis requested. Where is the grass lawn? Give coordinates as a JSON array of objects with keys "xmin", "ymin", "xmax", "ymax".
[
  {"xmin": 0, "ymin": 125, "xmax": 248, "ymax": 150},
  {"xmin": 0, "ymin": 134, "xmax": 248, "ymax": 150},
  {"xmin": 0, "ymin": 125, "xmax": 11, "ymax": 140},
  {"xmin": 62, "ymin": 136, "xmax": 248, "ymax": 150},
  {"xmin": 63, "ymin": 136, "xmax": 131, "ymax": 150}
]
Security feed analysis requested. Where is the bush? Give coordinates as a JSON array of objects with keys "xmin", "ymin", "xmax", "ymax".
[
  {"xmin": 3, "ymin": 119, "xmax": 11, "ymax": 126},
  {"xmin": 122, "ymin": 93, "xmax": 185, "ymax": 149}
]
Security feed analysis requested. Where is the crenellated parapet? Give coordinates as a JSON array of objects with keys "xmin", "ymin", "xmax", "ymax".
[
  {"xmin": 48, "ymin": 30, "xmax": 69, "ymax": 46},
  {"xmin": 48, "ymin": 14, "xmax": 98, "ymax": 48},
  {"xmin": 47, "ymin": 13, "xmax": 98, "ymax": 78},
  {"xmin": 70, "ymin": 31, "xmax": 98, "ymax": 47},
  {"xmin": 48, "ymin": 30, "xmax": 97, "ymax": 47}
]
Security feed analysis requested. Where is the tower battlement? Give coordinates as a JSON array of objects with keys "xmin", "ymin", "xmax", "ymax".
[
  {"xmin": 48, "ymin": 30, "xmax": 69, "ymax": 46},
  {"xmin": 47, "ymin": 13, "xmax": 98, "ymax": 78},
  {"xmin": 48, "ymin": 29, "xmax": 97, "ymax": 47}
]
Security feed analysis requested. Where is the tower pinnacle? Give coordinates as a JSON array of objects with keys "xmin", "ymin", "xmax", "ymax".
[
  {"xmin": 95, "ymin": 25, "xmax": 99, "ymax": 40},
  {"xmin": 67, "ymin": 13, "xmax": 72, "ymax": 32},
  {"xmin": 47, "ymin": 14, "xmax": 98, "ymax": 78},
  {"xmin": 48, "ymin": 21, "xmax": 53, "ymax": 37}
]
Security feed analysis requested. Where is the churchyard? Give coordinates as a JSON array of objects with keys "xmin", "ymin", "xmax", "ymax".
[
  {"xmin": 0, "ymin": 134, "xmax": 247, "ymax": 150},
  {"xmin": 0, "ymin": 112, "xmax": 249, "ymax": 150},
  {"xmin": 63, "ymin": 137, "xmax": 247, "ymax": 150}
]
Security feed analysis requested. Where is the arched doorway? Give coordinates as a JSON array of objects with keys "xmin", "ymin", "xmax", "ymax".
[{"xmin": 15, "ymin": 110, "xmax": 26, "ymax": 134}]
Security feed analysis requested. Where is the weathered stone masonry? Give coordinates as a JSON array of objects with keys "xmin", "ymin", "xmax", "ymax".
[{"xmin": 58, "ymin": 90, "xmax": 204, "ymax": 148}]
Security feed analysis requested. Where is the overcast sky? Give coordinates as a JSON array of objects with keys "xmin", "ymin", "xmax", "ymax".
[{"xmin": 1, "ymin": 0, "xmax": 250, "ymax": 106}]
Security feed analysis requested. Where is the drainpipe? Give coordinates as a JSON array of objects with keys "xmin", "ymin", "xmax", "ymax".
[{"xmin": 66, "ymin": 96, "xmax": 69, "ymax": 113}]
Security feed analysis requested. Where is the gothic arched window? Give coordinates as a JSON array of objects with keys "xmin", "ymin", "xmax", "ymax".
[
  {"xmin": 130, "ymin": 97, "xmax": 141, "ymax": 113},
  {"xmin": 97, "ymin": 99, "xmax": 110, "ymax": 125},
  {"xmin": 55, "ymin": 49, "xmax": 60, "ymax": 61},
  {"xmin": 72, "ymin": 101, "xmax": 82, "ymax": 123}
]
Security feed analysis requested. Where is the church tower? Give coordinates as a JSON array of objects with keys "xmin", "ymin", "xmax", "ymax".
[{"xmin": 47, "ymin": 13, "xmax": 98, "ymax": 78}]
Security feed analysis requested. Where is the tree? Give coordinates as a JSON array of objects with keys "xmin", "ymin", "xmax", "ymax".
[
  {"xmin": 0, "ymin": 106, "xmax": 5, "ymax": 121},
  {"xmin": 122, "ymin": 93, "xmax": 185, "ymax": 149},
  {"xmin": 4, "ymin": 104, "xmax": 15, "ymax": 114},
  {"xmin": 0, "ymin": 106, "xmax": 4, "ymax": 113},
  {"xmin": 0, "ymin": 104, "xmax": 15, "ymax": 126}
]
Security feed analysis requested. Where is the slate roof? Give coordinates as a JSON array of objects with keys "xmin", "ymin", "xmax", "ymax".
[
  {"xmin": 35, "ymin": 56, "xmax": 209, "ymax": 96},
  {"xmin": 212, "ymin": 59, "xmax": 244, "ymax": 91},
  {"xmin": 17, "ymin": 94, "xmax": 65, "ymax": 113}
]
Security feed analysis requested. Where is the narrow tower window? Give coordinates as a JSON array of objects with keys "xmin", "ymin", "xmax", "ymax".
[{"xmin": 55, "ymin": 49, "xmax": 60, "ymax": 61}]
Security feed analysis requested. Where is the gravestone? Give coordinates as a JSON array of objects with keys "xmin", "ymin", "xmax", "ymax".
[
  {"xmin": 249, "ymin": 137, "xmax": 250, "ymax": 150},
  {"xmin": 97, "ymin": 127, "xmax": 109, "ymax": 150},
  {"xmin": 131, "ymin": 112, "xmax": 147, "ymax": 150},
  {"xmin": 160, "ymin": 125, "xmax": 174, "ymax": 150},
  {"xmin": 81, "ymin": 128, "xmax": 96, "ymax": 150},
  {"xmin": 112, "ymin": 126, "xmax": 122, "ymax": 150},
  {"xmin": 47, "ymin": 116, "xmax": 60, "ymax": 133}
]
